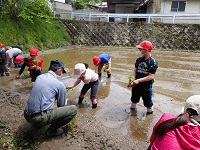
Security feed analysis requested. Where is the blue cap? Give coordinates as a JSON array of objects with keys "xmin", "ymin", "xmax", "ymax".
[{"xmin": 49, "ymin": 60, "xmax": 66, "ymax": 73}]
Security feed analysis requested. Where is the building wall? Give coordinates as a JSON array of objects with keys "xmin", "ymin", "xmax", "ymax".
[
  {"xmin": 55, "ymin": 2, "xmax": 72, "ymax": 12},
  {"xmin": 163, "ymin": 0, "xmax": 200, "ymax": 13},
  {"xmin": 115, "ymin": 4, "xmax": 134, "ymax": 22},
  {"xmin": 162, "ymin": 0, "xmax": 200, "ymax": 24},
  {"xmin": 55, "ymin": 1, "xmax": 72, "ymax": 19}
]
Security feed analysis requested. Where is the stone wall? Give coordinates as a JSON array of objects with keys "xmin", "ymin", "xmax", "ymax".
[{"xmin": 61, "ymin": 20, "xmax": 200, "ymax": 51}]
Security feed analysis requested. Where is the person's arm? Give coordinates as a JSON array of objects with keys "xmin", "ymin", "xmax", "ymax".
[
  {"xmin": 105, "ymin": 59, "xmax": 111, "ymax": 72},
  {"xmin": 57, "ymin": 83, "xmax": 67, "ymax": 107},
  {"xmin": 16, "ymin": 59, "xmax": 28, "ymax": 79},
  {"xmin": 94, "ymin": 65, "xmax": 98, "ymax": 73},
  {"xmin": 133, "ymin": 73, "xmax": 155, "ymax": 85},
  {"xmin": 37, "ymin": 58, "xmax": 43, "ymax": 70},
  {"xmin": 67, "ymin": 80, "xmax": 81, "ymax": 89}
]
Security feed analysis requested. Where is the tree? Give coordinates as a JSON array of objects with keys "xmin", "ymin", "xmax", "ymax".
[
  {"xmin": 74, "ymin": 0, "xmax": 85, "ymax": 10},
  {"xmin": 83, "ymin": 0, "xmax": 101, "ymax": 5},
  {"xmin": 0, "ymin": 0, "xmax": 53, "ymax": 22}
]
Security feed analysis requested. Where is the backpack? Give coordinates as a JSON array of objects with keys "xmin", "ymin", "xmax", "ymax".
[{"xmin": 0, "ymin": 50, "xmax": 7, "ymax": 65}]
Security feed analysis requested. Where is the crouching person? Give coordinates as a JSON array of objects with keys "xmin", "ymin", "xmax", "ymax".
[{"xmin": 24, "ymin": 60, "xmax": 77, "ymax": 137}]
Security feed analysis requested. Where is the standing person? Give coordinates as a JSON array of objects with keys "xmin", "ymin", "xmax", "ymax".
[
  {"xmin": 130, "ymin": 40, "xmax": 158, "ymax": 114},
  {"xmin": 15, "ymin": 49, "xmax": 43, "ymax": 83},
  {"xmin": 67, "ymin": 63, "xmax": 99, "ymax": 109},
  {"xmin": 148, "ymin": 95, "xmax": 200, "ymax": 150},
  {"xmin": 92, "ymin": 54, "xmax": 111, "ymax": 78},
  {"xmin": 24, "ymin": 60, "xmax": 77, "ymax": 137},
  {"xmin": 6, "ymin": 46, "xmax": 23, "ymax": 68},
  {"xmin": 0, "ymin": 47, "xmax": 10, "ymax": 76}
]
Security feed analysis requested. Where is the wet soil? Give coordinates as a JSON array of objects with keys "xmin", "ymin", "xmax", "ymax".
[{"xmin": 0, "ymin": 46, "xmax": 200, "ymax": 150}]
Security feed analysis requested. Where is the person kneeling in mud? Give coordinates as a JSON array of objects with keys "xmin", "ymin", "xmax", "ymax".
[
  {"xmin": 67, "ymin": 63, "xmax": 99, "ymax": 109},
  {"xmin": 24, "ymin": 60, "xmax": 77, "ymax": 137},
  {"xmin": 15, "ymin": 49, "xmax": 43, "ymax": 83}
]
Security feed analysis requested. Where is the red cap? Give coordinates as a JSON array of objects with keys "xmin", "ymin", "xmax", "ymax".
[
  {"xmin": 93, "ymin": 56, "xmax": 101, "ymax": 66},
  {"xmin": 14, "ymin": 56, "xmax": 24, "ymax": 64},
  {"xmin": 6, "ymin": 46, "xmax": 10, "ymax": 50},
  {"xmin": 30, "ymin": 49, "xmax": 38, "ymax": 55},
  {"xmin": 0, "ymin": 43, "xmax": 2, "ymax": 48},
  {"xmin": 137, "ymin": 41, "xmax": 153, "ymax": 51}
]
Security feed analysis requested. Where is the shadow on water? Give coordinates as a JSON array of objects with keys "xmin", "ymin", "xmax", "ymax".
[{"xmin": 2, "ymin": 47, "xmax": 200, "ymax": 141}]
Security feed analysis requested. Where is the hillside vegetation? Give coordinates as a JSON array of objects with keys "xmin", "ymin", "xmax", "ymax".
[{"xmin": 0, "ymin": 15, "xmax": 70, "ymax": 53}]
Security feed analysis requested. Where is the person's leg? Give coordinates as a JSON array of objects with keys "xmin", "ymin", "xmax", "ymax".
[
  {"xmin": 79, "ymin": 84, "xmax": 91, "ymax": 103},
  {"xmin": 104, "ymin": 63, "xmax": 111, "ymax": 78},
  {"xmin": 31, "ymin": 70, "xmax": 37, "ymax": 82},
  {"xmin": 0, "ymin": 65, "xmax": 3, "ymax": 76},
  {"xmin": 130, "ymin": 84, "xmax": 141, "ymax": 109},
  {"xmin": 2, "ymin": 64, "xmax": 10, "ymax": 76},
  {"xmin": 98, "ymin": 64, "xmax": 104, "ymax": 77},
  {"xmin": 142, "ymin": 84, "xmax": 153, "ymax": 114},
  {"xmin": 31, "ymin": 70, "xmax": 42, "ymax": 82},
  {"xmin": 46, "ymin": 105, "xmax": 77, "ymax": 136},
  {"xmin": 90, "ymin": 80, "xmax": 99, "ymax": 108}
]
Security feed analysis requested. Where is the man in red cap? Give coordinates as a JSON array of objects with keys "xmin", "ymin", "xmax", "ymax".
[
  {"xmin": 15, "ymin": 48, "xmax": 43, "ymax": 83},
  {"xmin": 130, "ymin": 40, "xmax": 158, "ymax": 114}
]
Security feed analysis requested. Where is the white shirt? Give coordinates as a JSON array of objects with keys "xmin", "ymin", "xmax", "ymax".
[
  {"xmin": 6, "ymin": 48, "xmax": 22, "ymax": 58},
  {"xmin": 78, "ymin": 68, "xmax": 98, "ymax": 84}
]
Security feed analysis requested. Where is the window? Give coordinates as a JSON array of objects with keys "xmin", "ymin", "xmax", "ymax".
[{"xmin": 171, "ymin": 1, "xmax": 186, "ymax": 12}]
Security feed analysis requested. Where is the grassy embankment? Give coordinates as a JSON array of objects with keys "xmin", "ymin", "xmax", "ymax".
[{"xmin": 0, "ymin": 16, "xmax": 70, "ymax": 53}]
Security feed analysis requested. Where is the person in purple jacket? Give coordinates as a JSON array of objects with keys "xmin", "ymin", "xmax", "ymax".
[{"xmin": 92, "ymin": 54, "xmax": 111, "ymax": 78}]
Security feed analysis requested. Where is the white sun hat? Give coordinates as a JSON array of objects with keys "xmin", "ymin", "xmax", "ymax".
[
  {"xmin": 72, "ymin": 63, "xmax": 86, "ymax": 78},
  {"xmin": 183, "ymin": 95, "xmax": 200, "ymax": 122}
]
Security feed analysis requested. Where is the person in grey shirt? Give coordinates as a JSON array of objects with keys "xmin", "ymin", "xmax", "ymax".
[{"xmin": 24, "ymin": 60, "xmax": 77, "ymax": 137}]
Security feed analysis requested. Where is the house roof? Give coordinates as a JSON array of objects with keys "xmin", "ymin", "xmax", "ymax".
[{"xmin": 102, "ymin": 0, "xmax": 143, "ymax": 4}]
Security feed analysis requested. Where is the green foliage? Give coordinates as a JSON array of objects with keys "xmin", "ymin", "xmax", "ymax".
[
  {"xmin": 0, "ymin": 16, "xmax": 70, "ymax": 53},
  {"xmin": 74, "ymin": 0, "xmax": 85, "ymax": 10},
  {"xmin": 103, "ymin": 64, "xmax": 108, "ymax": 71},
  {"xmin": 1, "ymin": 0, "xmax": 53, "ymax": 23},
  {"xmin": 67, "ymin": 116, "xmax": 78, "ymax": 129},
  {"xmin": 83, "ymin": 0, "xmax": 102, "ymax": 4},
  {"xmin": 128, "ymin": 75, "xmax": 133, "ymax": 80}
]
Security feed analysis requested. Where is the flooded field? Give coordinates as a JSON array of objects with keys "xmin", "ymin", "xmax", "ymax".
[{"xmin": 1, "ymin": 46, "xmax": 200, "ymax": 149}]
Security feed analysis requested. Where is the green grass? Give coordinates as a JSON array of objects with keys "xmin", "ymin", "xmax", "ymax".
[{"xmin": 0, "ymin": 16, "xmax": 70, "ymax": 53}]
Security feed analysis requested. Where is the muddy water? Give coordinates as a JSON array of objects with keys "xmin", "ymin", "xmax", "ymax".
[{"xmin": 1, "ymin": 47, "xmax": 200, "ymax": 141}]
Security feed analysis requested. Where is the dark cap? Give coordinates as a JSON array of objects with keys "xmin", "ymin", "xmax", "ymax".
[{"xmin": 49, "ymin": 60, "xmax": 66, "ymax": 73}]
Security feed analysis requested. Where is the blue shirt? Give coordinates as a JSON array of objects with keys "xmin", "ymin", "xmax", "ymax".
[
  {"xmin": 25, "ymin": 71, "xmax": 67, "ymax": 115},
  {"xmin": 99, "ymin": 54, "xmax": 110, "ymax": 64}
]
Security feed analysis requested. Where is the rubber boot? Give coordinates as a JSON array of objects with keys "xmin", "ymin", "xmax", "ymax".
[
  {"xmin": 78, "ymin": 97, "xmax": 84, "ymax": 104},
  {"xmin": 98, "ymin": 73, "xmax": 102, "ymax": 78},
  {"xmin": 107, "ymin": 74, "xmax": 111, "ymax": 78},
  {"xmin": 92, "ymin": 103, "xmax": 97, "ymax": 109}
]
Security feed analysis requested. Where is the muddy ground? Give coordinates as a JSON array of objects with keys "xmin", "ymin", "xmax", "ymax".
[{"xmin": 0, "ymin": 46, "xmax": 200, "ymax": 150}]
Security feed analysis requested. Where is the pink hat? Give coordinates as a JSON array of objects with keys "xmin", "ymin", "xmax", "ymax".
[{"xmin": 72, "ymin": 63, "xmax": 86, "ymax": 78}]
